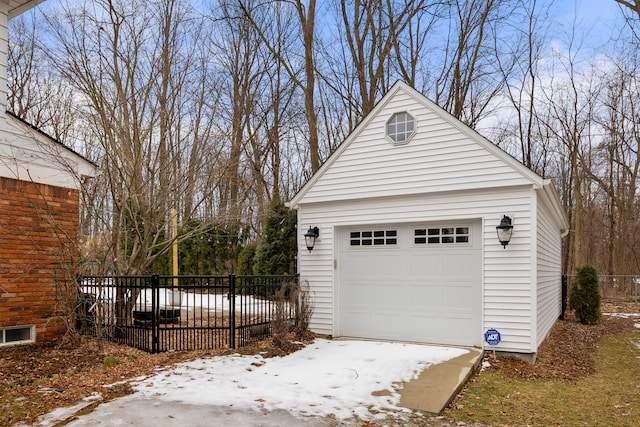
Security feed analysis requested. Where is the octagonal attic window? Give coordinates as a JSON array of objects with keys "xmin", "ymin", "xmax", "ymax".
[{"xmin": 386, "ymin": 112, "xmax": 415, "ymax": 144}]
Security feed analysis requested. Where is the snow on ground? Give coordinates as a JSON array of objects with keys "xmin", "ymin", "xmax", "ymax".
[
  {"xmin": 129, "ymin": 339, "xmax": 467, "ymax": 422},
  {"xmin": 603, "ymin": 313, "xmax": 640, "ymax": 318},
  {"xmin": 604, "ymin": 312, "xmax": 640, "ymax": 329},
  {"xmin": 180, "ymin": 291, "xmax": 281, "ymax": 313},
  {"xmin": 82, "ymin": 285, "xmax": 279, "ymax": 314}
]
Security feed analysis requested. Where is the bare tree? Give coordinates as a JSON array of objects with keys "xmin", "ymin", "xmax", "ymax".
[
  {"xmin": 494, "ymin": 0, "xmax": 553, "ymax": 173},
  {"xmin": 536, "ymin": 37, "xmax": 600, "ymax": 272},
  {"xmin": 7, "ymin": 14, "xmax": 82, "ymax": 144},
  {"xmin": 337, "ymin": 0, "xmax": 428, "ymax": 118},
  {"xmin": 44, "ymin": 0, "xmax": 219, "ymax": 274},
  {"xmin": 592, "ymin": 57, "xmax": 640, "ymax": 274},
  {"xmin": 239, "ymin": 0, "xmax": 321, "ymax": 173},
  {"xmin": 434, "ymin": 0, "xmax": 518, "ymax": 128},
  {"xmin": 616, "ymin": 0, "xmax": 640, "ymax": 17},
  {"xmin": 213, "ymin": 0, "xmax": 265, "ymax": 227}
]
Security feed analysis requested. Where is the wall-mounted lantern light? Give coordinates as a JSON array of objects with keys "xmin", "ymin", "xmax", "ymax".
[
  {"xmin": 304, "ymin": 226, "xmax": 320, "ymax": 252},
  {"xmin": 496, "ymin": 215, "xmax": 513, "ymax": 249}
]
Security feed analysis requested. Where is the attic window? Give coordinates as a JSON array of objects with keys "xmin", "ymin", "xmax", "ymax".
[{"xmin": 386, "ymin": 112, "xmax": 415, "ymax": 144}]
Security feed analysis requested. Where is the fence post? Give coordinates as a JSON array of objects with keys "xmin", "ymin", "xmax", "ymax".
[
  {"xmin": 229, "ymin": 274, "xmax": 236, "ymax": 349},
  {"xmin": 560, "ymin": 274, "xmax": 568, "ymax": 320},
  {"xmin": 152, "ymin": 274, "xmax": 160, "ymax": 353}
]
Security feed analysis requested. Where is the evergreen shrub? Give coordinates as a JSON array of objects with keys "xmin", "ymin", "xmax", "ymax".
[{"xmin": 568, "ymin": 264, "xmax": 601, "ymax": 325}]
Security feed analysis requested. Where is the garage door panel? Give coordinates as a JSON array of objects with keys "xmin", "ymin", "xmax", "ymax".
[
  {"xmin": 408, "ymin": 254, "xmax": 443, "ymax": 276},
  {"xmin": 408, "ymin": 285, "xmax": 443, "ymax": 305},
  {"xmin": 442, "ymin": 252, "xmax": 479, "ymax": 277},
  {"xmin": 339, "ymin": 221, "xmax": 482, "ymax": 346},
  {"xmin": 407, "ymin": 313, "xmax": 444, "ymax": 342},
  {"xmin": 349, "ymin": 254, "xmax": 403, "ymax": 275},
  {"xmin": 442, "ymin": 294, "xmax": 470, "ymax": 310},
  {"xmin": 343, "ymin": 307, "xmax": 401, "ymax": 337}
]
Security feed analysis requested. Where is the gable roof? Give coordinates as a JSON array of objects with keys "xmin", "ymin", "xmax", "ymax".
[{"xmin": 289, "ymin": 81, "xmax": 549, "ymax": 208}]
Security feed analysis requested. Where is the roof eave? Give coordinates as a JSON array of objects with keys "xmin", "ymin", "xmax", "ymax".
[
  {"xmin": 5, "ymin": 111, "xmax": 98, "ymax": 177},
  {"xmin": 8, "ymin": 1, "xmax": 45, "ymax": 19}
]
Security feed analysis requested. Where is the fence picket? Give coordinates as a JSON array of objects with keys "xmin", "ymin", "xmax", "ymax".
[{"xmin": 78, "ymin": 274, "xmax": 299, "ymax": 353}]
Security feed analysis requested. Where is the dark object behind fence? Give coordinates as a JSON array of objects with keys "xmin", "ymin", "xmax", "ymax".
[{"xmin": 78, "ymin": 274, "xmax": 299, "ymax": 353}]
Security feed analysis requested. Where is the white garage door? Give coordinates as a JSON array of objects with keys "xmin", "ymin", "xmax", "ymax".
[{"xmin": 338, "ymin": 220, "xmax": 482, "ymax": 346}]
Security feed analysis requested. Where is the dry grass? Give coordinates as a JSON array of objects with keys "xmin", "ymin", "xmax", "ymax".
[
  {"xmin": 449, "ymin": 332, "xmax": 640, "ymax": 426},
  {"xmin": 445, "ymin": 307, "xmax": 640, "ymax": 426}
]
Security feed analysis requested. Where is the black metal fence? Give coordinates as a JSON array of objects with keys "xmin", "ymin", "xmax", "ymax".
[{"xmin": 77, "ymin": 274, "xmax": 299, "ymax": 353}]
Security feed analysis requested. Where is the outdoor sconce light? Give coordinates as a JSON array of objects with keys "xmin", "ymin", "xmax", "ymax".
[
  {"xmin": 304, "ymin": 226, "xmax": 320, "ymax": 252},
  {"xmin": 496, "ymin": 215, "xmax": 513, "ymax": 249}
]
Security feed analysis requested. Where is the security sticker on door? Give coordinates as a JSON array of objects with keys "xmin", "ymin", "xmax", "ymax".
[{"xmin": 484, "ymin": 329, "xmax": 501, "ymax": 346}]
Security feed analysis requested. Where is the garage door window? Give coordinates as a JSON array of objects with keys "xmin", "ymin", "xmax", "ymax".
[
  {"xmin": 350, "ymin": 230, "xmax": 397, "ymax": 246},
  {"xmin": 414, "ymin": 226, "xmax": 470, "ymax": 245}
]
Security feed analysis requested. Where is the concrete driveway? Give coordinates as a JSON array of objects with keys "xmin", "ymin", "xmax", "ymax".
[{"xmin": 31, "ymin": 341, "xmax": 483, "ymax": 426}]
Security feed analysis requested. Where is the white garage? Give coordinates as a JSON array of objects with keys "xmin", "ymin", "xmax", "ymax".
[
  {"xmin": 288, "ymin": 82, "xmax": 568, "ymax": 358},
  {"xmin": 338, "ymin": 221, "xmax": 482, "ymax": 346}
]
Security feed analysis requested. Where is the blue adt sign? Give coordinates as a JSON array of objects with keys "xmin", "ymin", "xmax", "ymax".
[{"xmin": 484, "ymin": 329, "xmax": 501, "ymax": 346}]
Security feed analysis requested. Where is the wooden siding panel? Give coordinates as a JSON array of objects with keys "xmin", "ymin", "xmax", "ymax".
[{"xmin": 298, "ymin": 186, "xmax": 536, "ymax": 352}]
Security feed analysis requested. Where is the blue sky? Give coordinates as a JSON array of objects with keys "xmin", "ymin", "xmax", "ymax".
[{"xmin": 553, "ymin": 0, "xmax": 629, "ymax": 49}]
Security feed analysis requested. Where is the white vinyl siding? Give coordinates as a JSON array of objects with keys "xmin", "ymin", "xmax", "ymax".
[
  {"xmin": 0, "ymin": 116, "xmax": 96, "ymax": 188},
  {"xmin": 302, "ymin": 89, "xmax": 536, "ymax": 204},
  {"xmin": 298, "ymin": 186, "xmax": 535, "ymax": 353},
  {"xmin": 535, "ymin": 190, "xmax": 563, "ymax": 349}
]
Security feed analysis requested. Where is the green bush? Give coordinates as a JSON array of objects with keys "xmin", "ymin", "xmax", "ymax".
[
  {"xmin": 254, "ymin": 200, "xmax": 297, "ymax": 275},
  {"xmin": 237, "ymin": 244, "xmax": 257, "ymax": 275},
  {"xmin": 569, "ymin": 265, "xmax": 601, "ymax": 325}
]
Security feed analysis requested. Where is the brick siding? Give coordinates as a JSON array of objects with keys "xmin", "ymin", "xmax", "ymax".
[{"xmin": 0, "ymin": 176, "xmax": 80, "ymax": 342}]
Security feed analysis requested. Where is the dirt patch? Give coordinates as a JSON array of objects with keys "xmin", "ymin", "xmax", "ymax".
[{"xmin": 481, "ymin": 302, "xmax": 640, "ymax": 380}]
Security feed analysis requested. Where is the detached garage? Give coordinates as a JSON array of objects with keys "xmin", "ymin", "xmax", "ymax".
[{"xmin": 287, "ymin": 81, "xmax": 568, "ymax": 358}]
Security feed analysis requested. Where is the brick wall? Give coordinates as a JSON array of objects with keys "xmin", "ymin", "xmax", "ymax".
[{"xmin": 0, "ymin": 176, "xmax": 80, "ymax": 342}]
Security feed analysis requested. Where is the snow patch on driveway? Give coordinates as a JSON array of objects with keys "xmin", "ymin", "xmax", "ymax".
[{"xmin": 132, "ymin": 339, "xmax": 467, "ymax": 421}]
